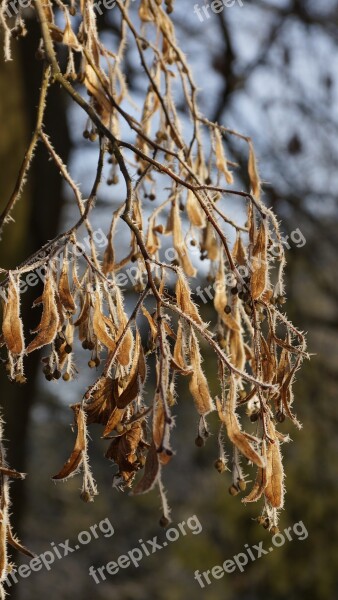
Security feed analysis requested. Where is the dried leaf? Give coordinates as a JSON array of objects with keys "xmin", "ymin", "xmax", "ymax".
[
  {"xmin": 242, "ymin": 443, "xmax": 267, "ymax": 503},
  {"xmin": 176, "ymin": 271, "xmax": 202, "ymax": 325},
  {"xmin": 103, "ymin": 406, "xmax": 126, "ymax": 437},
  {"xmin": 186, "ymin": 190, "xmax": 205, "ymax": 228},
  {"xmin": 58, "ymin": 259, "xmax": 76, "ymax": 314},
  {"xmin": 2, "ymin": 274, "xmax": 24, "ymax": 355},
  {"xmin": 203, "ymin": 221, "xmax": 219, "ymax": 261},
  {"xmin": 248, "ymin": 141, "xmax": 261, "ymax": 199},
  {"xmin": 132, "ymin": 442, "xmax": 159, "ymax": 494},
  {"xmin": 106, "ymin": 422, "xmax": 144, "ymax": 487},
  {"xmin": 251, "ymin": 220, "xmax": 268, "ymax": 300},
  {"xmin": 92, "ymin": 291, "xmax": 116, "ymax": 351},
  {"xmin": 232, "ymin": 234, "xmax": 247, "ymax": 266},
  {"xmin": 26, "ymin": 274, "xmax": 59, "ymax": 353},
  {"xmin": 142, "ymin": 306, "xmax": 158, "ymax": 339},
  {"xmin": 214, "ymin": 128, "xmax": 233, "ymax": 184},
  {"xmin": 62, "ymin": 17, "xmax": 80, "ymax": 50},
  {"xmin": 264, "ymin": 421, "xmax": 284, "ymax": 508},
  {"xmin": 82, "ymin": 376, "xmax": 117, "ymax": 426},
  {"xmin": 52, "ymin": 407, "xmax": 86, "ymax": 480},
  {"xmin": 172, "ymin": 320, "xmax": 192, "ymax": 375},
  {"xmin": 189, "ymin": 330, "xmax": 214, "ymax": 415},
  {"xmin": 216, "ymin": 379, "xmax": 265, "ymax": 468}
]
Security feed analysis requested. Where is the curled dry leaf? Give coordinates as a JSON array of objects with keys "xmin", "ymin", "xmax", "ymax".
[
  {"xmin": 264, "ymin": 421, "xmax": 285, "ymax": 508},
  {"xmin": 186, "ymin": 190, "xmax": 206, "ymax": 228},
  {"xmin": 251, "ymin": 220, "xmax": 268, "ymax": 300},
  {"xmin": 2, "ymin": 274, "xmax": 24, "ymax": 355},
  {"xmin": 216, "ymin": 379, "xmax": 265, "ymax": 468},
  {"xmin": 26, "ymin": 274, "xmax": 59, "ymax": 354},
  {"xmin": 188, "ymin": 329, "xmax": 214, "ymax": 416},
  {"xmin": 214, "ymin": 128, "xmax": 233, "ymax": 184},
  {"xmin": 242, "ymin": 442, "xmax": 267, "ymax": 503},
  {"xmin": 142, "ymin": 305, "xmax": 158, "ymax": 340},
  {"xmin": 58, "ymin": 258, "xmax": 76, "ymax": 314},
  {"xmin": 153, "ymin": 392, "xmax": 173, "ymax": 465},
  {"xmin": 232, "ymin": 233, "xmax": 247, "ymax": 266},
  {"xmin": 203, "ymin": 221, "xmax": 219, "ymax": 261},
  {"xmin": 172, "ymin": 320, "xmax": 192, "ymax": 375},
  {"xmin": 81, "ymin": 376, "xmax": 116, "ymax": 425},
  {"xmin": 132, "ymin": 442, "xmax": 159, "ymax": 495},
  {"xmin": 52, "ymin": 407, "xmax": 86, "ymax": 480},
  {"xmin": 106, "ymin": 421, "xmax": 144, "ymax": 487},
  {"xmin": 176, "ymin": 271, "xmax": 202, "ymax": 325},
  {"xmin": 92, "ymin": 291, "xmax": 116, "ymax": 351},
  {"xmin": 248, "ymin": 141, "xmax": 261, "ymax": 200}
]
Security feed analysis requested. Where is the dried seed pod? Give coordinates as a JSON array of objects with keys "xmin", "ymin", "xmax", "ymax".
[
  {"xmin": 229, "ymin": 484, "xmax": 239, "ymax": 496},
  {"xmin": 214, "ymin": 459, "xmax": 226, "ymax": 474}
]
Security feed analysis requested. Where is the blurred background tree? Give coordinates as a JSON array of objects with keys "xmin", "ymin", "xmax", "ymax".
[{"xmin": 1, "ymin": 1, "xmax": 337, "ymax": 599}]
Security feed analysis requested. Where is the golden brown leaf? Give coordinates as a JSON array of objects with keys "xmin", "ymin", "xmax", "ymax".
[
  {"xmin": 58, "ymin": 259, "xmax": 76, "ymax": 314},
  {"xmin": 248, "ymin": 142, "xmax": 261, "ymax": 199},
  {"xmin": 92, "ymin": 291, "xmax": 116, "ymax": 351},
  {"xmin": 242, "ymin": 443, "xmax": 267, "ymax": 503},
  {"xmin": 232, "ymin": 233, "xmax": 247, "ymax": 266},
  {"xmin": 2, "ymin": 274, "xmax": 24, "ymax": 355},
  {"xmin": 188, "ymin": 330, "xmax": 214, "ymax": 415},
  {"xmin": 264, "ymin": 421, "xmax": 285, "ymax": 508},
  {"xmin": 251, "ymin": 220, "xmax": 268, "ymax": 300},
  {"xmin": 132, "ymin": 442, "xmax": 159, "ymax": 494},
  {"xmin": 106, "ymin": 422, "xmax": 144, "ymax": 487},
  {"xmin": 216, "ymin": 380, "xmax": 265, "ymax": 468},
  {"xmin": 214, "ymin": 128, "xmax": 233, "ymax": 184},
  {"xmin": 26, "ymin": 274, "xmax": 59, "ymax": 353},
  {"xmin": 176, "ymin": 272, "xmax": 202, "ymax": 325},
  {"xmin": 82, "ymin": 376, "xmax": 117, "ymax": 426},
  {"xmin": 186, "ymin": 190, "xmax": 206, "ymax": 228},
  {"xmin": 52, "ymin": 407, "xmax": 86, "ymax": 480}
]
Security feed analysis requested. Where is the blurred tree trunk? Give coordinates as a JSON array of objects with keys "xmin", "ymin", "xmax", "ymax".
[{"xmin": 0, "ymin": 22, "xmax": 70, "ymax": 537}]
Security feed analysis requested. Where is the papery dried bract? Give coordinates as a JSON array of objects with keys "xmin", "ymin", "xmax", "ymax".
[
  {"xmin": 2, "ymin": 274, "xmax": 24, "ymax": 355},
  {"xmin": 176, "ymin": 272, "xmax": 202, "ymax": 325},
  {"xmin": 52, "ymin": 407, "xmax": 86, "ymax": 480},
  {"xmin": 132, "ymin": 442, "xmax": 159, "ymax": 494},
  {"xmin": 248, "ymin": 142, "xmax": 261, "ymax": 200},
  {"xmin": 216, "ymin": 379, "xmax": 265, "ymax": 468},
  {"xmin": 188, "ymin": 330, "xmax": 214, "ymax": 416},
  {"xmin": 264, "ymin": 421, "xmax": 285, "ymax": 508},
  {"xmin": 251, "ymin": 220, "xmax": 268, "ymax": 300},
  {"xmin": 26, "ymin": 274, "xmax": 59, "ymax": 353}
]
